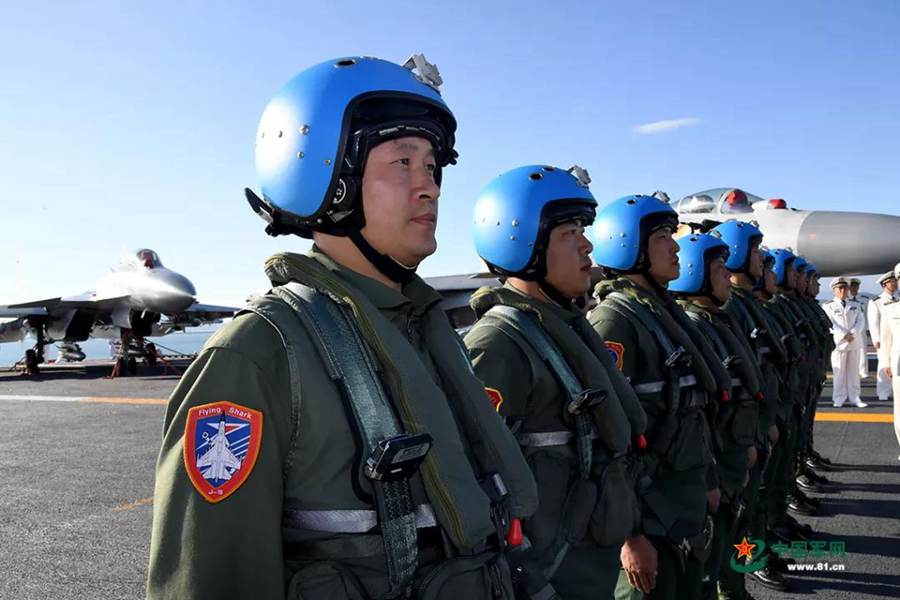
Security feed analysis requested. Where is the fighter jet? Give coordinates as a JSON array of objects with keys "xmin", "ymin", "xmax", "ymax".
[
  {"xmin": 196, "ymin": 415, "xmax": 242, "ymax": 482},
  {"xmin": 670, "ymin": 188, "xmax": 900, "ymax": 276},
  {"xmin": 0, "ymin": 248, "xmax": 236, "ymax": 363}
]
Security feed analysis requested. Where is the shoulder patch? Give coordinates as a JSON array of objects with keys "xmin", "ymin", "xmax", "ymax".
[
  {"xmin": 605, "ymin": 341, "xmax": 625, "ymax": 370},
  {"xmin": 183, "ymin": 401, "xmax": 263, "ymax": 503},
  {"xmin": 485, "ymin": 387, "xmax": 504, "ymax": 412}
]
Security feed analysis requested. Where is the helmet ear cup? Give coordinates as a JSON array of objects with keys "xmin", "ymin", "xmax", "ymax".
[{"xmin": 332, "ymin": 176, "xmax": 357, "ymax": 210}]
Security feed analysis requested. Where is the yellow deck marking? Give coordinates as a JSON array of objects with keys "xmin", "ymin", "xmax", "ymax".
[
  {"xmin": 112, "ymin": 496, "xmax": 154, "ymax": 512},
  {"xmin": 815, "ymin": 412, "xmax": 894, "ymax": 423},
  {"xmin": 80, "ymin": 396, "xmax": 167, "ymax": 405}
]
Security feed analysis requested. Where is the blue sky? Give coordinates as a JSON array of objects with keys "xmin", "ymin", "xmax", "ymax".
[{"xmin": 2, "ymin": 1, "xmax": 899, "ymax": 305}]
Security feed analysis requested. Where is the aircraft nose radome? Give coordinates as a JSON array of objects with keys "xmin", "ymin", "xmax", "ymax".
[{"xmin": 797, "ymin": 211, "xmax": 900, "ymax": 276}]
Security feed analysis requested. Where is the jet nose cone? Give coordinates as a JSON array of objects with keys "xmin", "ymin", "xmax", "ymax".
[
  {"xmin": 143, "ymin": 270, "xmax": 197, "ymax": 313},
  {"xmin": 797, "ymin": 211, "xmax": 900, "ymax": 276}
]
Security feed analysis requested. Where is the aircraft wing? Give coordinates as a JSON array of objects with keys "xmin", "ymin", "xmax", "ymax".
[
  {"xmin": 3, "ymin": 293, "xmax": 129, "ymax": 313},
  {"xmin": 195, "ymin": 449, "xmax": 213, "ymax": 468},
  {"xmin": 0, "ymin": 306, "xmax": 48, "ymax": 318}
]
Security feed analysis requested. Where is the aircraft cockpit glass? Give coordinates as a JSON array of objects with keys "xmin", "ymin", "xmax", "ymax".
[
  {"xmin": 675, "ymin": 188, "xmax": 767, "ymax": 215},
  {"xmin": 720, "ymin": 188, "xmax": 753, "ymax": 214},
  {"xmin": 676, "ymin": 194, "xmax": 716, "ymax": 214},
  {"xmin": 135, "ymin": 249, "xmax": 163, "ymax": 269}
]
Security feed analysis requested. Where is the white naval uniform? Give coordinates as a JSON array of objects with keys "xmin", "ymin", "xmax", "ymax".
[
  {"xmin": 825, "ymin": 298, "xmax": 866, "ymax": 406},
  {"xmin": 878, "ymin": 298, "xmax": 900, "ymax": 452},
  {"xmin": 853, "ymin": 295, "xmax": 870, "ymax": 378},
  {"xmin": 868, "ymin": 292, "xmax": 896, "ymax": 400}
]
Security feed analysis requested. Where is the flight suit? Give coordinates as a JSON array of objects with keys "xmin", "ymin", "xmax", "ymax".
[
  {"xmin": 720, "ymin": 286, "xmax": 788, "ymax": 599},
  {"xmin": 589, "ymin": 278, "xmax": 723, "ymax": 600},
  {"xmin": 877, "ymin": 298, "xmax": 900, "ymax": 451},
  {"xmin": 763, "ymin": 293, "xmax": 809, "ymax": 528},
  {"xmin": 823, "ymin": 298, "xmax": 866, "ymax": 406},
  {"xmin": 147, "ymin": 249, "xmax": 538, "ymax": 600},
  {"xmin": 677, "ymin": 300, "xmax": 762, "ymax": 600},
  {"xmin": 464, "ymin": 284, "xmax": 646, "ymax": 599}
]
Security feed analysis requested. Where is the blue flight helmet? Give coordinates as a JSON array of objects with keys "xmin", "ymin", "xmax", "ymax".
[
  {"xmin": 793, "ymin": 256, "xmax": 809, "ymax": 275},
  {"xmin": 771, "ymin": 248, "xmax": 798, "ymax": 286},
  {"xmin": 710, "ymin": 220, "xmax": 763, "ymax": 273},
  {"xmin": 590, "ymin": 195, "xmax": 679, "ymax": 273},
  {"xmin": 473, "ymin": 165, "xmax": 596, "ymax": 279},
  {"xmin": 247, "ymin": 54, "xmax": 457, "ymax": 239},
  {"xmin": 760, "ymin": 248, "xmax": 775, "ymax": 270},
  {"xmin": 669, "ymin": 234, "xmax": 730, "ymax": 295}
]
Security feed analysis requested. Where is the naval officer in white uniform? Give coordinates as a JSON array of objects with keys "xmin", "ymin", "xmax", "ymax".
[
  {"xmin": 850, "ymin": 278, "xmax": 870, "ymax": 379},
  {"xmin": 877, "ymin": 263, "xmax": 900, "ymax": 458},
  {"xmin": 826, "ymin": 277, "xmax": 867, "ymax": 408},
  {"xmin": 868, "ymin": 271, "xmax": 898, "ymax": 401}
]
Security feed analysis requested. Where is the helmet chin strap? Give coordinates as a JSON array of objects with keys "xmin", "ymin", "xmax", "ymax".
[
  {"xmin": 537, "ymin": 279, "xmax": 574, "ymax": 309},
  {"xmin": 348, "ymin": 228, "xmax": 418, "ymax": 285}
]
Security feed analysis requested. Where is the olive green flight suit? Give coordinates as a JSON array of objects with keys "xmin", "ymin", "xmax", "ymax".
[
  {"xmin": 589, "ymin": 278, "xmax": 723, "ymax": 600},
  {"xmin": 147, "ymin": 249, "xmax": 538, "ymax": 600},
  {"xmin": 720, "ymin": 286, "xmax": 788, "ymax": 599},
  {"xmin": 678, "ymin": 300, "xmax": 762, "ymax": 600},
  {"xmin": 464, "ymin": 284, "xmax": 647, "ymax": 599}
]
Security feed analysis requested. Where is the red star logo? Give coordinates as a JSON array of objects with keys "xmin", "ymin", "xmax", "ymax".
[{"xmin": 734, "ymin": 537, "xmax": 756, "ymax": 560}]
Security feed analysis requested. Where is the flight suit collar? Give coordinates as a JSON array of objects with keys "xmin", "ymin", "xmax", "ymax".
[{"xmin": 307, "ymin": 247, "xmax": 443, "ymax": 316}]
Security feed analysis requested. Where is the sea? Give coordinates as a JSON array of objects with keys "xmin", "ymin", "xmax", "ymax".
[{"xmin": 0, "ymin": 328, "xmax": 219, "ymax": 368}]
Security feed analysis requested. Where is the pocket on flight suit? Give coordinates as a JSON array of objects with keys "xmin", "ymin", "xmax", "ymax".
[
  {"xmin": 417, "ymin": 552, "xmax": 514, "ymax": 600},
  {"xmin": 728, "ymin": 401, "xmax": 758, "ymax": 447},
  {"xmin": 287, "ymin": 561, "xmax": 368, "ymax": 600},
  {"xmin": 525, "ymin": 449, "xmax": 576, "ymax": 556},
  {"xmin": 590, "ymin": 459, "xmax": 639, "ymax": 546},
  {"xmin": 664, "ymin": 412, "xmax": 709, "ymax": 472}
]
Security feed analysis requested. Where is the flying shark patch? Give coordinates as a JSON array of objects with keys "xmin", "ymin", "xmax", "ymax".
[
  {"xmin": 605, "ymin": 341, "xmax": 625, "ymax": 370},
  {"xmin": 183, "ymin": 401, "xmax": 263, "ymax": 503}
]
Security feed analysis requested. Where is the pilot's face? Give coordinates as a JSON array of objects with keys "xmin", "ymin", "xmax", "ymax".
[
  {"xmin": 747, "ymin": 243, "xmax": 764, "ymax": 280},
  {"xmin": 544, "ymin": 220, "xmax": 594, "ymax": 299},
  {"xmin": 709, "ymin": 257, "xmax": 732, "ymax": 304},
  {"xmin": 786, "ymin": 265, "xmax": 798, "ymax": 288},
  {"xmin": 795, "ymin": 273, "xmax": 808, "ymax": 293},
  {"xmin": 647, "ymin": 227, "xmax": 680, "ymax": 285},
  {"xmin": 763, "ymin": 268, "xmax": 778, "ymax": 295},
  {"xmin": 360, "ymin": 136, "xmax": 440, "ymax": 267}
]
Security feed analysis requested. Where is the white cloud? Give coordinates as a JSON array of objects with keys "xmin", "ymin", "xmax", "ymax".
[{"xmin": 633, "ymin": 117, "xmax": 702, "ymax": 135}]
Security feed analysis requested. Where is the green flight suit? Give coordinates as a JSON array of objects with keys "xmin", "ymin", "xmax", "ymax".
[
  {"xmin": 589, "ymin": 278, "xmax": 723, "ymax": 600},
  {"xmin": 464, "ymin": 284, "xmax": 646, "ymax": 600},
  {"xmin": 678, "ymin": 299, "xmax": 762, "ymax": 600},
  {"xmin": 720, "ymin": 286, "xmax": 787, "ymax": 599},
  {"xmin": 147, "ymin": 249, "xmax": 537, "ymax": 600}
]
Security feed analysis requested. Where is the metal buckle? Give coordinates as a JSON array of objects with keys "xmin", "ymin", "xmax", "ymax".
[
  {"xmin": 664, "ymin": 346, "xmax": 691, "ymax": 369},
  {"xmin": 567, "ymin": 165, "xmax": 591, "ymax": 187},
  {"xmin": 567, "ymin": 388, "xmax": 607, "ymax": 415}
]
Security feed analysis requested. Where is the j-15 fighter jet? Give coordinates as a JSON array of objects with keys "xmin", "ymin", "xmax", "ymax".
[
  {"xmin": 669, "ymin": 188, "xmax": 900, "ymax": 276},
  {"xmin": 0, "ymin": 249, "xmax": 236, "ymax": 364}
]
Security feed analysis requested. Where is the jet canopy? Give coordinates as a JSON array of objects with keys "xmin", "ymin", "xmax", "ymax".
[
  {"xmin": 672, "ymin": 188, "xmax": 768, "ymax": 215},
  {"xmin": 122, "ymin": 248, "xmax": 164, "ymax": 270}
]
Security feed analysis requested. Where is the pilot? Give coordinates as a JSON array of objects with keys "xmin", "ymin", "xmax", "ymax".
[
  {"xmin": 869, "ymin": 272, "xmax": 898, "ymax": 401},
  {"xmin": 668, "ymin": 233, "xmax": 763, "ymax": 600},
  {"xmin": 825, "ymin": 277, "xmax": 867, "ymax": 408},
  {"xmin": 849, "ymin": 278, "xmax": 869, "ymax": 379},
  {"xmin": 464, "ymin": 165, "xmax": 649, "ymax": 599},
  {"xmin": 588, "ymin": 195, "xmax": 726, "ymax": 600},
  {"xmin": 147, "ymin": 54, "xmax": 538, "ymax": 600},
  {"xmin": 877, "ymin": 263, "xmax": 900, "ymax": 458}
]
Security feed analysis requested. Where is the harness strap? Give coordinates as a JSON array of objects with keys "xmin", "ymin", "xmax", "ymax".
[{"xmin": 275, "ymin": 281, "xmax": 419, "ymax": 598}]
